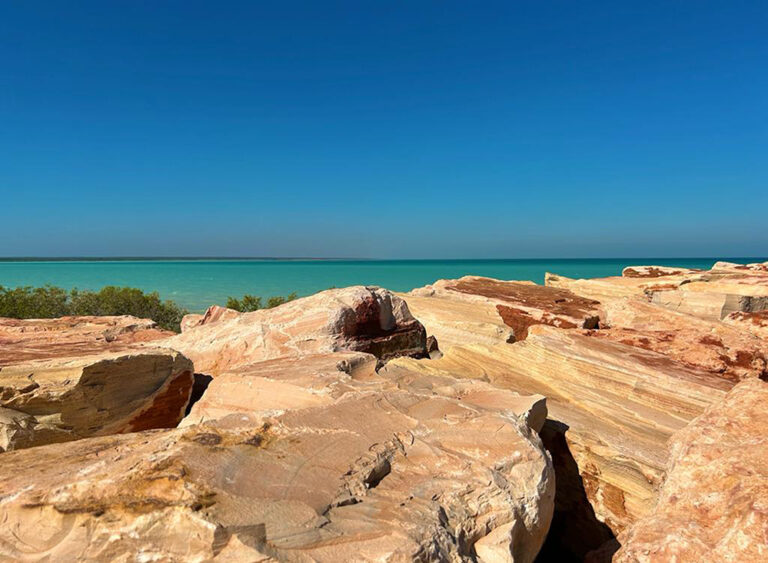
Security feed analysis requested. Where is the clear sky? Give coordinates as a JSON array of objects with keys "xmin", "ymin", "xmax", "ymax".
[{"xmin": 2, "ymin": 1, "xmax": 766, "ymax": 258}]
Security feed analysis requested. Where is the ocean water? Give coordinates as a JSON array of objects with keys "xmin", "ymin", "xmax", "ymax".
[{"xmin": 0, "ymin": 258, "xmax": 762, "ymax": 313}]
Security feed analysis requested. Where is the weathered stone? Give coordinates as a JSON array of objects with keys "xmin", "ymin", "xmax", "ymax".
[
  {"xmin": 0, "ymin": 315, "xmax": 172, "ymax": 366},
  {"xmin": 614, "ymin": 378, "xmax": 768, "ymax": 562},
  {"xmin": 651, "ymin": 277, "xmax": 768, "ymax": 320},
  {"xmin": 185, "ymin": 350, "xmax": 548, "ymax": 432},
  {"xmin": 0, "ymin": 349, "xmax": 194, "ymax": 451},
  {"xmin": 166, "ymin": 286, "xmax": 427, "ymax": 375},
  {"xmin": 585, "ymin": 298, "xmax": 768, "ymax": 381},
  {"xmin": 180, "ymin": 305, "xmax": 240, "ymax": 332},
  {"xmin": 544, "ymin": 271, "xmax": 697, "ymax": 303},
  {"xmin": 545, "ymin": 260, "xmax": 768, "ymax": 320},
  {"xmin": 406, "ymin": 276, "xmax": 600, "ymax": 349},
  {"xmin": 387, "ymin": 325, "xmax": 734, "ymax": 534},
  {"xmin": 724, "ymin": 310, "xmax": 768, "ymax": 339},
  {"xmin": 621, "ymin": 265, "xmax": 703, "ymax": 278},
  {"xmin": 0, "ymin": 359, "xmax": 555, "ymax": 562}
]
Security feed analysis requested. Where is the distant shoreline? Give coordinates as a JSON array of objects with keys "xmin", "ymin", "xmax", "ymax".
[{"xmin": 0, "ymin": 256, "xmax": 766, "ymax": 263}]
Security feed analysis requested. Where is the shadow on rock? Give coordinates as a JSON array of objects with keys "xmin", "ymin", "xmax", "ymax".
[{"xmin": 536, "ymin": 420, "xmax": 618, "ymax": 562}]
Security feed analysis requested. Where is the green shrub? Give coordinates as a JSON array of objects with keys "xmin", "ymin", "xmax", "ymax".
[
  {"xmin": 226, "ymin": 292, "xmax": 298, "ymax": 312},
  {"xmin": 226, "ymin": 294, "xmax": 263, "ymax": 312},
  {"xmin": 0, "ymin": 285, "xmax": 188, "ymax": 332}
]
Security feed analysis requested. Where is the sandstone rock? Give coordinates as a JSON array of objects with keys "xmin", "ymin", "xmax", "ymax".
[
  {"xmin": 166, "ymin": 286, "xmax": 427, "ymax": 375},
  {"xmin": 180, "ymin": 305, "xmax": 240, "ymax": 332},
  {"xmin": 0, "ymin": 361, "xmax": 555, "ymax": 562},
  {"xmin": 585, "ymin": 299, "xmax": 768, "ymax": 382},
  {"xmin": 544, "ymin": 271, "xmax": 696, "ymax": 303},
  {"xmin": 185, "ymin": 351, "xmax": 548, "ymax": 434},
  {"xmin": 547, "ymin": 262, "xmax": 768, "ymax": 320},
  {"xmin": 650, "ymin": 276, "xmax": 768, "ymax": 320},
  {"xmin": 621, "ymin": 265, "xmax": 703, "ymax": 278},
  {"xmin": 405, "ymin": 276, "xmax": 600, "ymax": 349},
  {"xmin": 0, "ymin": 315, "xmax": 172, "ymax": 366},
  {"xmin": 0, "ymin": 349, "xmax": 194, "ymax": 451},
  {"xmin": 710, "ymin": 260, "xmax": 768, "ymax": 274},
  {"xmin": 387, "ymin": 325, "xmax": 734, "ymax": 535},
  {"xmin": 724, "ymin": 310, "xmax": 768, "ymax": 339},
  {"xmin": 614, "ymin": 378, "xmax": 768, "ymax": 562}
]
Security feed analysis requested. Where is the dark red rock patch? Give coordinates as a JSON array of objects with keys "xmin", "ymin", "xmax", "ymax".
[
  {"xmin": 623, "ymin": 267, "xmax": 701, "ymax": 278},
  {"xmin": 446, "ymin": 278, "xmax": 600, "ymax": 341},
  {"xmin": 128, "ymin": 370, "xmax": 195, "ymax": 432}
]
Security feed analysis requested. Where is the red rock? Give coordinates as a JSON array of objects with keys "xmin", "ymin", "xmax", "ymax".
[{"xmin": 407, "ymin": 276, "xmax": 600, "ymax": 348}]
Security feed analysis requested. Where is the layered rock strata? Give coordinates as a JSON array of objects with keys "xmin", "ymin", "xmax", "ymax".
[
  {"xmin": 386, "ymin": 324, "xmax": 734, "ymax": 536},
  {"xmin": 0, "ymin": 349, "xmax": 194, "ymax": 451}
]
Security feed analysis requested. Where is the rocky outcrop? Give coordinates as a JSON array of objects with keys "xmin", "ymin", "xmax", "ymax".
[
  {"xmin": 546, "ymin": 261, "xmax": 768, "ymax": 321},
  {"xmin": 0, "ymin": 349, "xmax": 194, "ymax": 451},
  {"xmin": 405, "ymin": 276, "xmax": 600, "ymax": 349},
  {"xmin": 544, "ymin": 270, "xmax": 698, "ymax": 303},
  {"xmin": 386, "ymin": 324, "xmax": 734, "ymax": 536},
  {"xmin": 180, "ymin": 305, "xmax": 240, "ymax": 332},
  {"xmin": 0, "ymin": 315, "xmax": 172, "ymax": 366},
  {"xmin": 614, "ymin": 378, "xmax": 768, "ymax": 562},
  {"xmin": 584, "ymin": 298, "xmax": 768, "ymax": 381},
  {"xmin": 185, "ymin": 351, "xmax": 548, "ymax": 433},
  {"xmin": 166, "ymin": 286, "xmax": 428, "ymax": 375},
  {"xmin": 0, "ymin": 352, "xmax": 555, "ymax": 562},
  {"xmin": 621, "ymin": 266, "xmax": 703, "ymax": 278}
]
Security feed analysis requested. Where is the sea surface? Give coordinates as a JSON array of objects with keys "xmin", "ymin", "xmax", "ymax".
[{"xmin": 0, "ymin": 258, "xmax": 763, "ymax": 313}]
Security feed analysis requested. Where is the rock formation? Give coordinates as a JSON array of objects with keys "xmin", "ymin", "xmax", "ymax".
[
  {"xmin": 724, "ymin": 309, "xmax": 768, "ymax": 339},
  {"xmin": 585, "ymin": 298, "xmax": 768, "ymax": 381},
  {"xmin": 179, "ymin": 305, "xmax": 240, "ymax": 332},
  {"xmin": 385, "ymin": 325, "xmax": 734, "ymax": 537},
  {"xmin": 3, "ymin": 260, "xmax": 766, "ymax": 560},
  {"xmin": 166, "ymin": 286, "xmax": 428, "ymax": 375},
  {"xmin": 405, "ymin": 276, "xmax": 600, "ymax": 349},
  {"xmin": 0, "ymin": 315, "xmax": 172, "ymax": 366},
  {"xmin": 613, "ymin": 378, "xmax": 768, "ymax": 562},
  {"xmin": 547, "ymin": 261, "xmax": 768, "ymax": 321},
  {"xmin": 0, "ymin": 348, "xmax": 194, "ymax": 451},
  {"xmin": 0, "ymin": 352, "xmax": 555, "ymax": 562}
]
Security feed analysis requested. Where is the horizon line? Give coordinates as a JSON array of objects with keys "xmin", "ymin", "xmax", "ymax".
[{"xmin": 0, "ymin": 256, "xmax": 766, "ymax": 262}]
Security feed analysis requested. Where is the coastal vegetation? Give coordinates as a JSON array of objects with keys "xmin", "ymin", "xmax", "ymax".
[
  {"xmin": 0, "ymin": 285, "xmax": 188, "ymax": 332},
  {"xmin": 226, "ymin": 292, "xmax": 298, "ymax": 312},
  {"xmin": 0, "ymin": 285, "xmax": 303, "ymax": 332}
]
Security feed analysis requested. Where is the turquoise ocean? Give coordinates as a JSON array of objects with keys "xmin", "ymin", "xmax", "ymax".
[{"xmin": 0, "ymin": 258, "xmax": 763, "ymax": 313}]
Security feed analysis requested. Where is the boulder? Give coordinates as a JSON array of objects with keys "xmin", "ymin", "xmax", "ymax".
[
  {"xmin": 386, "ymin": 324, "xmax": 734, "ymax": 536},
  {"xmin": 0, "ymin": 315, "xmax": 172, "ymax": 366},
  {"xmin": 0, "ymin": 354, "xmax": 555, "ymax": 562},
  {"xmin": 584, "ymin": 299, "xmax": 768, "ymax": 381},
  {"xmin": 165, "ymin": 286, "xmax": 428, "ymax": 375},
  {"xmin": 405, "ymin": 276, "xmax": 600, "ymax": 349},
  {"xmin": 614, "ymin": 378, "xmax": 768, "ymax": 562},
  {"xmin": 650, "ymin": 276, "xmax": 768, "ymax": 320},
  {"xmin": 185, "ymin": 351, "xmax": 548, "ymax": 434},
  {"xmin": 0, "ymin": 349, "xmax": 194, "ymax": 451}
]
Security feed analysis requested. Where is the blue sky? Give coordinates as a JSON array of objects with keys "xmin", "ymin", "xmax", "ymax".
[{"xmin": 1, "ymin": 1, "xmax": 766, "ymax": 258}]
